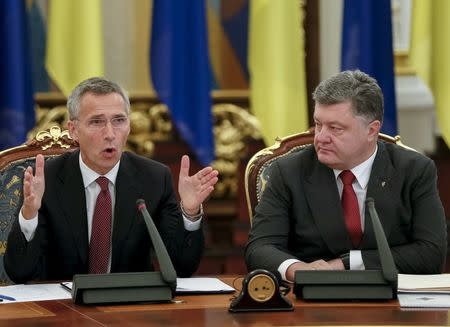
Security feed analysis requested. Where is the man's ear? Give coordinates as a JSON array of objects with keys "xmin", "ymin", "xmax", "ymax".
[
  {"xmin": 368, "ymin": 120, "xmax": 381, "ymax": 141},
  {"xmin": 67, "ymin": 120, "xmax": 78, "ymax": 141}
]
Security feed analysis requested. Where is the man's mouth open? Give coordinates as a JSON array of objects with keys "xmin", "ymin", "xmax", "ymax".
[{"xmin": 102, "ymin": 147, "xmax": 116, "ymax": 158}]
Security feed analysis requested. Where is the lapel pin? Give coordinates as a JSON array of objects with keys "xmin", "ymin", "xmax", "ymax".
[{"xmin": 381, "ymin": 181, "xmax": 386, "ymax": 187}]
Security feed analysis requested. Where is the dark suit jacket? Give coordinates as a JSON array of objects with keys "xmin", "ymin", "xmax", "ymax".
[
  {"xmin": 245, "ymin": 142, "xmax": 447, "ymax": 279},
  {"xmin": 5, "ymin": 151, "xmax": 204, "ymax": 283}
]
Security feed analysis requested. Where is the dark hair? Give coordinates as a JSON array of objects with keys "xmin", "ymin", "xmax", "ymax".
[
  {"xmin": 312, "ymin": 70, "xmax": 384, "ymax": 124},
  {"xmin": 67, "ymin": 77, "xmax": 130, "ymax": 120}
]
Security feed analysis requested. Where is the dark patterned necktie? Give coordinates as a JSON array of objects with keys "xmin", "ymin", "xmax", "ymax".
[
  {"xmin": 340, "ymin": 170, "xmax": 362, "ymax": 248},
  {"xmin": 88, "ymin": 176, "xmax": 112, "ymax": 274}
]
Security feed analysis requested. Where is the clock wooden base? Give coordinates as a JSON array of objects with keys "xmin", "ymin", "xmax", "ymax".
[{"xmin": 229, "ymin": 269, "xmax": 293, "ymax": 312}]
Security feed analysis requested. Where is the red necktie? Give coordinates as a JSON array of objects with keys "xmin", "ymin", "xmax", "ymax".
[
  {"xmin": 89, "ymin": 176, "xmax": 112, "ymax": 274},
  {"xmin": 340, "ymin": 170, "xmax": 362, "ymax": 248}
]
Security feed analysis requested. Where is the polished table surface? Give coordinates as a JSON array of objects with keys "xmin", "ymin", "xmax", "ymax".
[{"xmin": 1, "ymin": 276, "xmax": 449, "ymax": 327}]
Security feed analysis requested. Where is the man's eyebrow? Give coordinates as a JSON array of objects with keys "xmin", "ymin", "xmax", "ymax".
[
  {"xmin": 316, "ymin": 117, "xmax": 345, "ymax": 124},
  {"xmin": 87, "ymin": 113, "xmax": 127, "ymax": 119},
  {"xmin": 87, "ymin": 114, "xmax": 106, "ymax": 119},
  {"xmin": 329, "ymin": 121, "xmax": 344, "ymax": 126}
]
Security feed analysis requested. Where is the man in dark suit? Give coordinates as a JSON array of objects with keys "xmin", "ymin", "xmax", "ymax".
[
  {"xmin": 5, "ymin": 77, "xmax": 219, "ymax": 283},
  {"xmin": 245, "ymin": 70, "xmax": 447, "ymax": 282}
]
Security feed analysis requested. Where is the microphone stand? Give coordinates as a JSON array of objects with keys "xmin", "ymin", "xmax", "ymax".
[
  {"xmin": 71, "ymin": 199, "xmax": 177, "ymax": 304},
  {"xmin": 293, "ymin": 197, "xmax": 398, "ymax": 300}
]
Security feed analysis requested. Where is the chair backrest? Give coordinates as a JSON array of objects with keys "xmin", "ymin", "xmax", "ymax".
[
  {"xmin": 244, "ymin": 128, "xmax": 415, "ymax": 225},
  {"xmin": 0, "ymin": 126, "xmax": 78, "ymax": 284}
]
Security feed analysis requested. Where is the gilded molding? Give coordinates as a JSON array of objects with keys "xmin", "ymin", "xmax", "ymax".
[
  {"xmin": 34, "ymin": 126, "xmax": 72, "ymax": 150},
  {"xmin": 212, "ymin": 104, "xmax": 262, "ymax": 197}
]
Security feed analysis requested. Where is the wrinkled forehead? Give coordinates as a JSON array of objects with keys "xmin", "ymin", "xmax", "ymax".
[
  {"xmin": 313, "ymin": 102, "xmax": 354, "ymax": 120},
  {"xmin": 78, "ymin": 93, "xmax": 128, "ymax": 118}
]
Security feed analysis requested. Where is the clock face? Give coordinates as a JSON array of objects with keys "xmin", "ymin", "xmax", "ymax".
[{"xmin": 247, "ymin": 273, "xmax": 276, "ymax": 303}]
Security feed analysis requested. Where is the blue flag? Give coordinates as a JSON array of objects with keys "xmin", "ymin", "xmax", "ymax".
[
  {"xmin": 341, "ymin": 0, "xmax": 397, "ymax": 135},
  {"xmin": 0, "ymin": 0, "xmax": 35, "ymax": 150},
  {"xmin": 150, "ymin": 0, "xmax": 214, "ymax": 166}
]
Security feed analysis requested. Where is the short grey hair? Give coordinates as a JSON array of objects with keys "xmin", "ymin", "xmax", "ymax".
[
  {"xmin": 312, "ymin": 70, "xmax": 384, "ymax": 124},
  {"xmin": 67, "ymin": 77, "xmax": 131, "ymax": 120}
]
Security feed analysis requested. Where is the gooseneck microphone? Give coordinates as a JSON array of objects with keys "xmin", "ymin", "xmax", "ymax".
[
  {"xmin": 293, "ymin": 197, "xmax": 398, "ymax": 300},
  {"xmin": 365, "ymin": 197, "xmax": 397, "ymax": 282},
  {"xmin": 71, "ymin": 199, "xmax": 177, "ymax": 304},
  {"xmin": 136, "ymin": 199, "xmax": 177, "ymax": 287}
]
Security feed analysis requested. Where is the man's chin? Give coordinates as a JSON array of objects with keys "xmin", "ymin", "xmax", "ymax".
[
  {"xmin": 317, "ymin": 154, "xmax": 339, "ymax": 169},
  {"xmin": 98, "ymin": 152, "xmax": 120, "ymax": 167}
]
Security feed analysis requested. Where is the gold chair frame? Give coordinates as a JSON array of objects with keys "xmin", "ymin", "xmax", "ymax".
[{"xmin": 0, "ymin": 126, "xmax": 78, "ymax": 284}]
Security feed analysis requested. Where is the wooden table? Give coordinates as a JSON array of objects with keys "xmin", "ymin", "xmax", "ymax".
[{"xmin": 1, "ymin": 277, "xmax": 449, "ymax": 327}]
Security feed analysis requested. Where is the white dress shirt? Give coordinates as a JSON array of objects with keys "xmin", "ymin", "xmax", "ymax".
[
  {"xmin": 278, "ymin": 146, "xmax": 378, "ymax": 281},
  {"xmin": 19, "ymin": 154, "xmax": 202, "ymax": 241}
]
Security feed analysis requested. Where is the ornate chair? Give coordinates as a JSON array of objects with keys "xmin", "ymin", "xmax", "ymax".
[
  {"xmin": 0, "ymin": 126, "xmax": 78, "ymax": 284},
  {"xmin": 244, "ymin": 128, "xmax": 414, "ymax": 225}
]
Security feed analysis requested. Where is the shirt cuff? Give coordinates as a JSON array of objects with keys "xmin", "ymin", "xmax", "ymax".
[
  {"xmin": 349, "ymin": 250, "xmax": 366, "ymax": 270},
  {"xmin": 278, "ymin": 259, "xmax": 301, "ymax": 282},
  {"xmin": 182, "ymin": 215, "xmax": 202, "ymax": 231},
  {"xmin": 19, "ymin": 208, "xmax": 38, "ymax": 242}
]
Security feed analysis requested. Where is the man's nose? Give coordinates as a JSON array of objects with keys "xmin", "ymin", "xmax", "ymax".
[
  {"xmin": 104, "ymin": 121, "xmax": 116, "ymax": 139},
  {"xmin": 316, "ymin": 127, "xmax": 331, "ymax": 142}
]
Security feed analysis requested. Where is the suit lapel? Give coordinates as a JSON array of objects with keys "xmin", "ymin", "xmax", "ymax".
[
  {"xmin": 304, "ymin": 160, "xmax": 352, "ymax": 255},
  {"xmin": 361, "ymin": 142, "xmax": 395, "ymax": 247},
  {"xmin": 57, "ymin": 151, "xmax": 89, "ymax": 266},
  {"xmin": 111, "ymin": 153, "xmax": 142, "ymax": 270}
]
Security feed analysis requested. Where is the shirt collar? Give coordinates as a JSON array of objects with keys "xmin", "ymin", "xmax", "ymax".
[
  {"xmin": 333, "ymin": 145, "xmax": 378, "ymax": 189},
  {"xmin": 79, "ymin": 154, "xmax": 120, "ymax": 188}
]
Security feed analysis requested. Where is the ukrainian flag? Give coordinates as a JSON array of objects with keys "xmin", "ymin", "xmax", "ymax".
[
  {"xmin": 248, "ymin": 0, "xmax": 308, "ymax": 145},
  {"xmin": 0, "ymin": 0, "xmax": 35, "ymax": 149},
  {"xmin": 46, "ymin": 0, "xmax": 104, "ymax": 96}
]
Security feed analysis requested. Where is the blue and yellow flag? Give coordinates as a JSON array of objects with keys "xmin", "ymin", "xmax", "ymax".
[
  {"xmin": 248, "ymin": 0, "xmax": 309, "ymax": 145},
  {"xmin": 151, "ymin": 0, "xmax": 214, "ymax": 166},
  {"xmin": 411, "ymin": 0, "xmax": 450, "ymax": 147},
  {"xmin": 341, "ymin": 0, "xmax": 397, "ymax": 135},
  {"xmin": 46, "ymin": 0, "xmax": 104, "ymax": 96},
  {"xmin": 0, "ymin": 0, "xmax": 35, "ymax": 149}
]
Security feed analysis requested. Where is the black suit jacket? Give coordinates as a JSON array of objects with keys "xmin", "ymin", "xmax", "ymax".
[
  {"xmin": 5, "ymin": 151, "xmax": 204, "ymax": 283},
  {"xmin": 245, "ymin": 142, "xmax": 447, "ymax": 279}
]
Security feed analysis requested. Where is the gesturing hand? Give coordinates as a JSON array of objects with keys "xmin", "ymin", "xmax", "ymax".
[
  {"xmin": 22, "ymin": 154, "xmax": 45, "ymax": 219},
  {"xmin": 178, "ymin": 155, "xmax": 219, "ymax": 217}
]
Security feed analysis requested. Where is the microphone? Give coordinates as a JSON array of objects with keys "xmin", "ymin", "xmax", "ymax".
[
  {"xmin": 71, "ymin": 199, "xmax": 177, "ymax": 304},
  {"xmin": 365, "ymin": 197, "xmax": 397, "ymax": 282},
  {"xmin": 293, "ymin": 197, "xmax": 398, "ymax": 300},
  {"xmin": 136, "ymin": 199, "xmax": 177, "ymax": 287}
]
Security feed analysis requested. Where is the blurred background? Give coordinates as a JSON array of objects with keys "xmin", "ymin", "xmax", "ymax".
[{"xmin": 1, "ymin": 0, "xmax": 449, "ymax": 274}]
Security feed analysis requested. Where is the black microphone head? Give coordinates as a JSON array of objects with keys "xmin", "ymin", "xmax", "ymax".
[
  {"xmin": 364, "ymin": 196, "xmax": 398, "ymax": 282},
  {"xmin": 136, "ymin": 199, "xmax": 146, "ymax": 211},
  {"xmin": 135, "ymin": 197, "xmax": 177, "ymax": 286}
]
